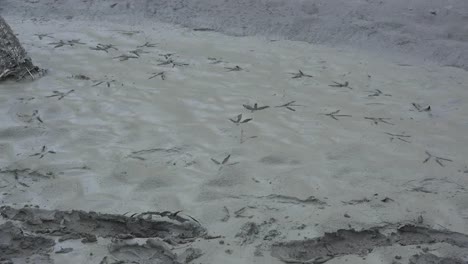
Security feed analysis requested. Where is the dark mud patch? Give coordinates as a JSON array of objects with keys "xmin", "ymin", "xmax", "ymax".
[
  {"xmin": 0, "ymin": 206, "xmax": 206, "ymax": 243},
  {"xmin": 1, "ymin": 206, "xmax": 208, "ymax": 264},
  {"xmin": 0, "ymin": 221, "xmax": 55, "ymax": 263},
  {"xmin": 107, "ymin": 239, "xmax": 179, "ymax": 264},
  {"xmin": 101, "ymin": 241, "xmax": 202, "ymax": 264},
  {"xmin": 409, "ymin": 253, "xmax": 467, "ymax": 264},
  {"xmin": 271, "ymin": 225, "xmax": 468, "ymax": 263}
]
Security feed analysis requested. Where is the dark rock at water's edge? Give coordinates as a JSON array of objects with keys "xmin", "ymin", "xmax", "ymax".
[{"xmin": 0, "ymin": 16, "xmax": 43, "ymax": 82}]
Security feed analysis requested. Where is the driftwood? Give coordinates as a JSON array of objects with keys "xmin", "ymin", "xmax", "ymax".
[{"xmin": 0, "ymin": 16, "xmax": 42, "ymax": 81}]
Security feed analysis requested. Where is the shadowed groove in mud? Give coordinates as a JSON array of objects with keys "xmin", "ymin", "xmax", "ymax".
[
  {"xmin": 271, "ymin": 225, "xmax": 468, "ymax": 263},
  {"xmin": 0, "ymin": 206, "xmax": 206, "ymax": 241}
]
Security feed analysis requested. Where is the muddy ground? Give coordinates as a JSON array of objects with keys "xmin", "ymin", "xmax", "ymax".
[
  {"xmin": 2, "ymin": 206, "xmax": 468, "ymax": 263},
  {"xmin": 0, "ymin": 206, "xmax": 206, "ymax": 264},
  {"xmin": 1, "ymin": 2, "xmax": 468, "ymax": 262}
]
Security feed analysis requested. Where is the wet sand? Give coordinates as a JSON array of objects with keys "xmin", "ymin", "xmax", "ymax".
[{"xmin": 1, "ymin": 17, "xmax": 468, "ymax": 263}]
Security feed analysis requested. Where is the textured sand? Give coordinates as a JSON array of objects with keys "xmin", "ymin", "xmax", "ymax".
[{"xmin": 0, "ymin": 11, "xmax": 467, "ymax": 264}]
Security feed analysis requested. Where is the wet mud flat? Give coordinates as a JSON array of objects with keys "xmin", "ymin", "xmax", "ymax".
[{"xmin": 0, "ymin": 14, "xmax": 468, "ymax": 264}]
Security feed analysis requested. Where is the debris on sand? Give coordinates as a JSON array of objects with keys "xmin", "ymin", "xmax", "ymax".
[{"xmin": 271, "ymin": 224, "xmax": 468, "ymax": 263}]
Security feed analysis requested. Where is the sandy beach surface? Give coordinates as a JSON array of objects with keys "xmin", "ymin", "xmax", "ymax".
[{"xmin": 1, "ymin": 6, "xmax": 468, "ymax": 264}]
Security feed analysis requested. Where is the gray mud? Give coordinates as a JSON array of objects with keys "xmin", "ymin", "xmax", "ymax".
[
  {"xmin": 409, "ymin": 253, "xmax": 468, "ymax": 264},
  {"xmin": 0, "ymin": 206, "xmax": 206, "ymax": 264},
  {"xmin": 271, "ymin": 225, "xmax": 468, "ymax": 263},
  {"xmin": 0, "ymin": 221, "xmax": 54, "ymax": 264},
  {"xmin": 0, "ymin": 206, "xmax": 205, "ymax": 242}
]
